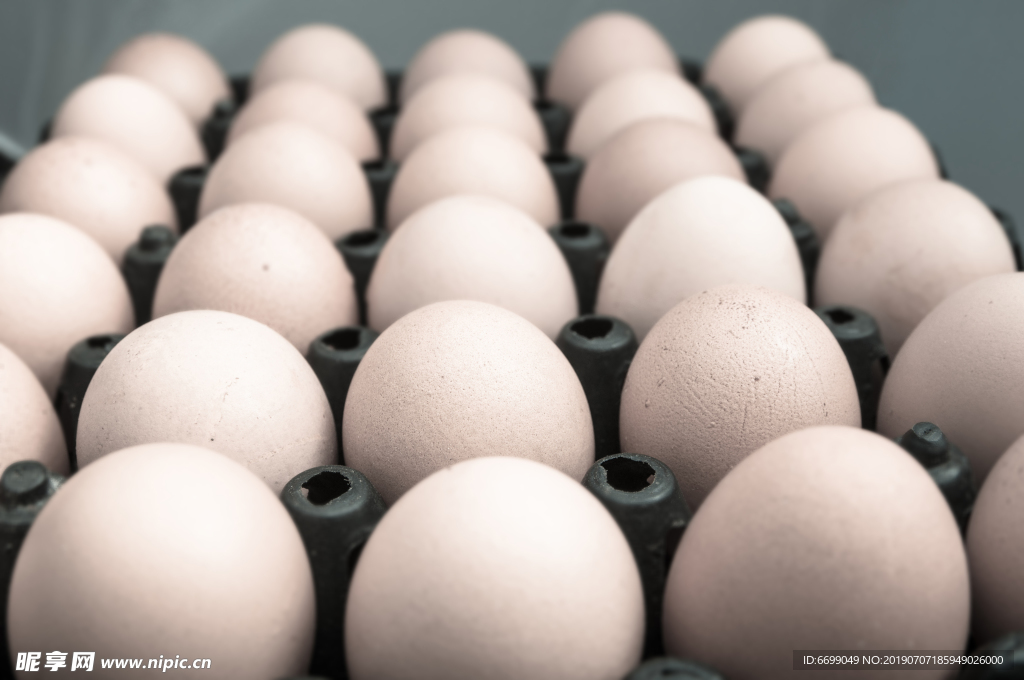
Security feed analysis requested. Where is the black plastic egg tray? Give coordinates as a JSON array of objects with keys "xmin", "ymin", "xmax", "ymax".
[{"xmin": 0, "ymin": 57, "xmax": 1021, "ymax": 680}]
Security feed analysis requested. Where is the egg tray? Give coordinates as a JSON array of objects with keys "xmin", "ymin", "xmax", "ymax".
[{"xmin": 1, "ymin": 56, "xmax": 1021, "ymax": 680}]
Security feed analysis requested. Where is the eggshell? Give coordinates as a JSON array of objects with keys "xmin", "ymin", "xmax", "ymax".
[
  {"xmin": 390, "ymin": 75, "xmax": 546, "ymax": 161},
  {"xmin": 769, "ymin": 106, "xmax": 939, "ymax": 240},
  {"xmin": 228, "ymin": 79, "xmax": 379, "ymax": 161},
  {"xmin": 596, "ymin": 177, "xmax": 805, "ymax": 341},
  {"xmin": 399, "ymin": 29, "xmax": 534, "ymax": 104},
  {"xmin": 51, "ymin": 74, "xmax": 205, "ymax": 182},
  {"xmin": 703, "ymin": 15, "xmax": 830, "ymax": 115},
  {"xmin": 8, "ymin": 443, "xmax": 315, "ymax": 679},
  {"xmin": 0, "ymin": 213, "xmax": 133, "ymax": 398},
  {"xmin": 368, "ymin": 195, "xmax": 576, "ymax": 338},
  {"xmin": 664, "ymin": 426, "xmax": 969, "ymax": 678},
  {"xmin": 251, "ymin": 24, "xmax": 386, "ymax": 110},
  {"xmin": 386, "ymin": 126, "xmax": 558, "ymax": 229},
  {"xmin": 547, "ymin": 12, "xmax": 679, "ymax": 111},
  {"xmin": 816, "ymin": 179, "xmax": 1015, "ymax": 356},
  {"xmin": 968, "ymin": 433, "xmax": 1024, "ymax": 643},
  {"xmin": 343, "ymin": 300, "xmax": 594, "ymax": 504},
  {"xmin": 346, "ymin": 456, "xmax": 643, "ymax": 680},
  {"xmin": 0, "ymin": 343, "xmax": 68, "ymax": 475},
  {"xmin": 102, "ymin": 32, "xmax": 230, "ymax": 127},
  {"xmin": 576, "ymin": 118, "xmax": 745, "ymax": 243},
  {"xmin": 76, "ymin": 310, "xmax": 336, "ymax": 492},
  {"xmin": 619, "ymin": 285, "xmax": 859, "ymax": 508},
  {"xmin": 735, "ymin": 58, "xmax": 876, "ymax": 167},
  {"xmin": 200, "ymin": 121, "xmax": 372, "ymax": 240},
  {"xmin": 153, "ymin": 203, "xmax": 358, "ymax": 353},
  {"xmin": 0, "ymin": 136, "xmax": 177, "ymax": 263},
  {"xmin": 877, "ymin": 273, "xmax": 1024, "ymax": 485},
  {"xmin": 567, "ymin": 70, "xmax": 715, "ymax": 159}
]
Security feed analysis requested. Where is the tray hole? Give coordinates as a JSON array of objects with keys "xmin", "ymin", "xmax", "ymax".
[
  {"xmin": 826, "ymin": 308, "xmax": 855, "ymax": 325},
  {"xmin": 322, "ymin": 328, "xmax": 361, "ymax": 352},
  {"xmin": 301, "ymin": 470, "xmax": 351, "ymax": 505},
  {"xmin": 572, "ymin": 317, "xmax": 613, "ymax": 340},
  {"xmin": 602, "ymin": 457, "xmax": 656, "ymax": 492}
]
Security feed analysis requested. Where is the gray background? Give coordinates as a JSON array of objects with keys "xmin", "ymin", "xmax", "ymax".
[{"xmin": 0, "ymin": 0, "xmax": 1020, "ymax": 219}]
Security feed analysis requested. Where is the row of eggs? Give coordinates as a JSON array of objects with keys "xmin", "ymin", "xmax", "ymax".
[{"xmin": 0, "ymin": 9, "xmax": 1022, "ymax": 680}]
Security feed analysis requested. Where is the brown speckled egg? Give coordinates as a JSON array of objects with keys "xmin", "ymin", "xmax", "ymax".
[
  {"xmin": 228, "ymin": 80, "xmax": 379, "ymax": 161},
  {"xmin": 735, "ymin": 58, "xmax": 875, "ymax": 167},
  {"xmin": 567, "ymin": 70, "xmax": 715, "ymax": 159},
  {"xmin": 8, "ymin": 443, "xmax": 315, "ymax": 678},
  {"xmin": 76, "ymin": 310, "xmax": 336, "ymax": 492},
  {"xmin": 769, "ymin": 106, "xmax": 939, "ymax": 241},
  {"xmin": 0, "ymin": 343, "xmax": 68, "ymax": 475},
  {"xmin": 968, "ymin": 433, "xmax": 1024, "ymax": 643},
  {"xmin": 619, "ymin": 285, "xmax": 859, "ymax": 508},
  {"xmin": 816, "ymin": 179, "xmax": 1015, "ymax": 356},
  {"xmin": 0, "ymin": 136, "xmax": 177, "ymax": 263},
  {"xmin": 664, "ymin": 426, "xmax": 969, "ymax": 678},
  {"xmin": 576, "ymin": 118, "xmax": 745, "ymax": 243},
  {"xmin": 343, "ymin": 300, "xmax": 594, "ymax": 504},
  {"xmin": 399, "ymin": 29, "xmax": 534, "ymax": 104},
  {"xmin": 547, "ymin": 12, "xmax": 679, "ymax": 111},
  {"xmin": 346, "ymin": 456, "xmax": 643, "ymax": 680},
  {"xmin": 368, "ymin": 195, "xmax": 575, "ymax": 338},
  {"xmin": 102, "ymin": 32, "xmax": 230, "ymax": 127},
  {"xmin": 703, "ymin": 15, "xmax": 830, "ymax": 115},
  {"xmin": 386, "ymin": 126, "xmax": 558, "ymax": 229},
  {"xmin": 0, "ymin": 213, "xmax": 133, "ymax": 398},
  {"xmin": 877, "ymin": 273, "xmax": 1024, "ymax": 485},
  {"xmin": 200, "ymin": 121, "xmax": 372, "ymax": 240},
  {"xmin": 391, "ymin": 75, "xmax": 546, "ymax": 161},
  {"xmin": 250, "ymin": 24, "xmax": 386, "ymax": 110},
  {"xmin": 51, "ymin": 74, "xmax": 205, "ymax": 182},
  {"xmin": 153, "ymin": 203, "xmax": 358, "ymax": 353},
  {"xmin": 596, "ymin": 177, "xmax": 804, "ymax": 341}
]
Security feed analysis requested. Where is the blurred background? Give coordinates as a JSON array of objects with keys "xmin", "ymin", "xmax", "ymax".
[{"xmin": 0, "ymin": 0, "xmax": 1020, "ymax": 219}]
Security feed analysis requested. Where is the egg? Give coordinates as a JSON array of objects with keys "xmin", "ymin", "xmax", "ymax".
[
  {"xmin": 576, "ymin": 119, "xmax": 745, "ymax": 243},
  {"xmin": 567, "ymin": 71, "xmax": 715, "ymax": 159},
  {"xmin": 390, "ymin": 75, "xmax": 546, "ymax": 161},
  {"xmin": 51, "ymin": 74, "xmax": 205, "ymax": 182},
  {"xmin": 152, "ymin": 203, "xmax": 358, "ymax": 353},
  {"xmin": 596, "ymin": 177, "xmax": 805, "ymax": 341},
  {"xmin": 0, "ymin": 213, "xmax": 133, "ymax": 398},
  {"xmin": 877, "ymin": 273, "xmax": 1024, "ymax": 485},
  {"xmin": 367, "ymin": 195, "xmax": 576, "ymax": 338},
  {"xmin": 345, "ymin": 456, "xmax": 643, "ymax": 680},
  {"xmin": 8, "ymin": 443, "xmax": 315, "ymax": 678},
  {"xmin": 735, "ymin": 58, "xmax": 876, "ymax": 167},
  {"xmin": 816, "ymin": 179, "xmax": 1015, "ymax": 356},
  {"xmin": 547, "ymin": 12, "xmax": 679, "ymax": 111},
  {"xmin": 0, "ymin": 136, "xmax": 176, "ymax": 263},
  {"xmin": 399, "ymin": 29, "xmax": 534, "ymax": 104},
  {"xmin": 0, "ymin": 342, "xmax": 68, "ymax": 475},
  {"xmin": 228, "ymin": 80, "xmax": 379, "ymax": 161},
  {"xmin": 250, "ymin": 24, "xmax": 386, "ymax": 110},
  {"xmin": 663, "ymin": 426, "xmax": 969, "ymax": 678},
  {"xmin": 200, "ymin": 121, "xmax": 372, "ymax": 240},
  {"xmin": 386, "ymin": 126, "xmax": 558, "ymax": 229},
  {"xmin": 968, "ymin": 433, "xmax": 1024, "ymax": 643},
  {"xmin": 769, "ymin": 106, "xmax": 939, "ymax": 240},
  {"xmin": 703, "ymin": 15, "xmax": 830, "ymax": 115},
  {"xmin": 102, "ymin": 32, "xmax": 231, "ymax": 127},
  {"xmin": 343, "ymin": 300, "xmax": 593, "ymax": 503},
  {"xmin": 76, "ymin": 310, "xmax": 336, "ymax": 492},
  {"xmin": 620, "ymin": 285, "xmax": 859, "ymax": 508}
]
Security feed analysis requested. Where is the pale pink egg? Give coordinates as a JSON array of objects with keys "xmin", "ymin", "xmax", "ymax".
[
  {"xmin": 566, "ymin": 70, "xmax": 715, "ymax": 159},
  {"xmin": 102, "ymin": 32, "xmax": 230, "ymax": 126},
  {"xmin": 251, "ymin": 24, "xmax": 386, "ymax": 110},
  {"xmin": 228, "ymin": 80, "xmax": 379, "ymax": 161},
  {"xmin": 390, "ymin": 75, "xmax": 546, "ymax": 161},
  {"xmin": 51, "ymin": 74, "xmax": 205, "ymax": 182},
  {"xmin": 547, "ymin": 12, "xmax": 679, "ymax": 111},
  {"xmin": 399, "ymin": 29, "xmax": 534, "ymax": 103}
]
